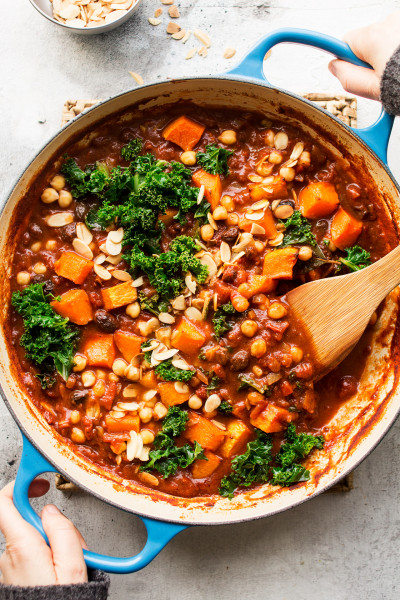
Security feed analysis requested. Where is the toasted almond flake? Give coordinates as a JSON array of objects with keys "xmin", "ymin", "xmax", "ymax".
[
  {"xmin": 131, "ymin": 276, "xmax": 144, "ymax": 287},
  {"xmin": 160, "ymin": 0, "xmax": 173, "ymax": 4},
  {"xmin": 185, "ymin": 47, "xmax": 197, "ymax": 60},
  {"xmin": 185, "ymin": 274, "xmax": 197, "ymax": 294},
  {"xmin": 220, "ymin": 241, "xmax": 231, "ymax": 263},
  {"xmin": 248, "ymin": 174, "xmax": 263, "ymax": 183},
  {"xmin": 245, "ymin": 211, "xmax": 264, "ymax": 221},
  {"xmin": 104, "ymin": 253, "xmax": 122, "ymax": 265},
  {"xmin": 199, "ymin": 253, "xmax": 217, "ymax": 278},
  {"xmin": 196, "ymin": 240, "xmax": 208, "ymax": 251},
  {"xmin": 232, "ymin": 232, "xmax": 253, "ymax": 251},
  {"xmin": 184, "ymin": 306, "xmax": 203, "ymax": 321},
  {"xmin": 250, "ymin": 223, "xmax": 266, "ymax": 235},
  {"xmin": 153, "ymin": 348, "xmax": 179, "ymax": 361},
  {"xmin": 174, "ymin": 381, "xmax": 189, "ymax": 394},
  {"xmin": 59, "ymin": 4, "xmax": 80, "ymax": 19},
  {"xmin": 126, "ymin": 431, "xmax": 138, "ymax": 461},
  {"xmin": 269, "ymin": 232, "xmax": 284, "ymax": 246},
  {"xmin": 112, "ymin": 269, "xmax": 132, "ymax": 281},
  {"xmin": 290, "ymin": 141, "xmax": 304, "ymax": 160},
  {"xmin": 46, "ymin": 213, "xmax": 74, "ymax": 227},
  {"xmin": 171, "ymin": 295, "xmax": 186, "ymax": 311},
  {"xmin": 109, "ymin": 410, "xmax": 126, "ymax": 419},
  {"xmin": 108, "ymin": 227, "xmax": 124, "ymax": 243},
  {"xmin": 138, "ymin": 471, "xmax": 159, "ymax": 486},
  {"xmin": 197, "ymin": 184, "xmax": 205, "ymax": 205},
  {"xmin": 122, "ymin": 386, "xmax": 139, "ymax": 398},
  {"xmin": 207, "ymin": 213, "xmax": 218, "ymax": 231},
  {"xmin": 172, "ymin": 29, "xmax": 185, "ymax": 40},
  {"xmin": 154, "ymin": 7, "xmax": 162, "ymax": 17},
  {"xmin": 94, "ymin": 254, "xmax": 106, "ymax": 265},
  {"xmin": 231, "ymin": 250, "xmax": 245, "ymax": 263},
  {"xmin": 94, "ymin": 263, "xmax": 112, "ymax": 280},
  {"xmin": 213, "ymin": 293, "xmax": 218, "ymax": 312},
  {"xmin": 110, "ymin": 0, "xmax": 132, "ymax": 8},
  {"xmin": 139, "ymin": 446, "xmax": 150, "ymax": 462},
  {"xmin": 129, "ymin": 72, "xmax": 144, "ymax": 85},
  {"xmin": 76, "ymin": 222, "xmax": 93, "ymax": 245},
  {"xmin": 251, "ymin": 199, "xmax": 269, "ymax": 210},
  {"xmin": 158, "ymin": 312, "xmax": 176, "ymax": 324},
  {"xmin": 271, "ymin": 199, "xmax": 281, "ymax": 211},
  {"xmin": 117, "ymin": 401, "xmax": 139, "ymax": 411},
  {"xmin": 204, "ymin": 394, "xmax": 221, "ymax": 413},
  {"xmin": 182, "ymin": 30, "xmax": 191, "ymax": 43},
  {"xmin": 171, "ymin": 357, "xmax": 191, "ymax": 370},
  {"xmin": 211, "ymin": 419, "xmax": 227, "ymax": 430},
  {"xmin": 198, "ymin": 46, "xmax": 208, "ymax": 57},
  {"xmin": 143, "ymin": 340, "xmax": 160, "ymax": 352},
  {"xmin": 148, "ymin": 16, "xmax": 161, "ymax": 25},
  {"xmin": 104, "ymin": 9, "xmax": 127, "ymax": 24},
  {"xmin": 194, "ymin": 29, "xmax": 211, "ymax": 48},
  {"xmin": 99, "ymin": 242, "xmax": 107, "ymax": 253},
  {"xmin": 274, "ymin": 131, "xmax": 289, "ymax": 150},
  {"xmin": 166, "ymin": 21, "xmax": 180, "ymax": 34},
  {"xmin": 143, "ymin": 389, "xmax": 158, "ymax": 401},
  {"xmin": 105, "ymin": 238, "xmax": 122, "ymax": 256},
  {"xmin": 73, "ymin": 238, "xmax": 93, "ymax": 260},
  {"xmin": 168, "ymin": 5, "xmax": 180, "ymax": 17},
  {"xmin": 223, "ymin": 47, "xmax": 236, "ymax": 59}
]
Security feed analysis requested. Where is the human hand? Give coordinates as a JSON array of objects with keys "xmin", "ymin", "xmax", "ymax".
[
  {"xmin": 328, "ymin": 12, "xmax": 400, "ymax": 100},
  {"xmin": 0, "ymin": 479, "xmax": 88, "ymax": 586}
]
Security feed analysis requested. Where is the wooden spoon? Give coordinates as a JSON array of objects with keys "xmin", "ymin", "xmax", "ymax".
[{"xmin": 286, "ymin": 245, "xmax": 400, "ymax": 375}]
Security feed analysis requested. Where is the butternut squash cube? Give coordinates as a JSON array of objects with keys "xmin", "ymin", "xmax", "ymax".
[
  {"xmin": 158, "ymin": 382, "xmax": 190, "ymax": 407},
  {"xmin": 183, "ymin": 411, "xmax": 225, "ymax": 451},
  {"xmin": 191, "ymin": 450, "xmax": 222, "ymax": 479},
  {"xmin": 101, "ymin": 281, "xmax": 138, "ymax": 311},
  {"xmin": 219, "ymin": 419, "xmax": 252, "ymax": 458}
]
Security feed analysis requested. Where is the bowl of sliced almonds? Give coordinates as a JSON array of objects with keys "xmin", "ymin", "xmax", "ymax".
[{"xmin": 29, "ymin": 0, "xmax": 142, "ymax": 34}]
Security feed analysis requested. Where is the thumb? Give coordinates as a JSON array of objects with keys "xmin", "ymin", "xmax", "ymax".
[{"xmin": 328, "ymin": 59, "xmax": 381, "ymax": 100}]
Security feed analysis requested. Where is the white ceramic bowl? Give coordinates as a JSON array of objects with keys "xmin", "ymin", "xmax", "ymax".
[{"xmin": 28, "ymin": 0, "xmax": 142, "ymax": 35}]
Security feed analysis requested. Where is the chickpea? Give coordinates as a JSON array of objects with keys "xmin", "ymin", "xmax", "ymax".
[
  {"xmin": 138, "ymin": 317, "xmax": 160, "ymax": 337},
  {"xmin": 81, "ymin": 370, "xmax": 96, "ymax": 387},
  {"xmin": 93, "ymin": 380, "xmax": 106, "ymax": 397},
  {"xmin": 220, "ymin": 195, "xmax": 235, "ymax": 212},
  {"xmin": 140, "ymin": 429, "xmax": 155, "ymax": 445},
  {"xmin": 247, "ymin": 391, "xmax": 264, "ymax": 404},
  {"xmin": 226, "ymin": 213, "xmax": 239, "ymax": 226},
  {"xmin": 50, "ymin": 174, "xmax": 66, "ymax": 191},
  {"xmin": 279, "ymin": 166, "xmax": 296, "ymax": 182},
  {"xmin": 126, "ymin": 302, "xmax": 140, "ymax": 319},
  {"xmin": 218, "ymin": 130, "xmax": 237, "ymax": 145},
  {"xmin": 252, "ymin": 365, "xmax": 263, "ymax": 377},
  {"xmin": 254, "ymin": 240, "xmax": 265, "ymax": 253},
  {"xmin": 125, "ymin": 365, "xmax": 140, "ymax": 381},
  {"xmin": 33, "ymin": 262, "xmax": 46, "ymax": 275},
  {"xmin": 139, "ymin": 406, "xmax": 153, "ymax": 423},
  {"xmin": 73, "ymin": 354, "xmax": 87, "ymax": 372},
  {"xmin": 46, "ymin": 240, "xmax": 57, "ymax": 251},
  {"xmin": 31, "ymin": 242, "xmax": 41, "ymax": 252},
  {"xmin": 290, "ymin": 345, "xmax": 304, "ymax": 364},
  {"xmin": 96, "ymin": 369, "xmax": 107, "ymax": 380},
  {"xmin": 71, "ymin": 428, "xmax": 86, "ymax": 444},
  {"xmin": 70, "ymin": 410, "xmax": 81, "ymax": 424},
  {"xmin": 153, "ymin": 402, "xmax": 168, "ymax": 420},
  {"xmin": 268, "ymin": 150, "xmax": 283, "ymax": 164},
  {"xmin": 268, "ymin": 302, "xmax": 288, "ymax": 319},
  {"xmin": 213, "ymin": 206, "xmax": 228, "ymax": 220},
  {"xmin": 188, "ymin": 394, "xmax": 203, "ymax": 409},
  {"xmin": 298, "ymin": 150, "xmax": 311, "ymax": 168},
  {"xmin": 274, "ymin": 204, "xmax": 294, "ymax": 219},
  {"xmin": 58, "ymin": 190, "xmax": 73, "ymax": 208},
  {"xmin": 16, "ymin": 271, "xmax": 30, "ymax": 286},
  {"xmin": 180, "ymin": 151, "xmax": 196, "ymax": 166},
  {"xmin": 41, "ymin": 187, "xmax": 59, "ymax": 204},
  {"xmin": 264, "ymin": 129, "xmax": 275, "ymax": 146},
  {"xmin": 256, "ymin": 161, "xmax": 274, "ymax": 177},
  {"xmin": 251, "ymin": 338, "xmax": 267, "ymax": 358},
  {"xmin": 298, "ymin": 246, "xmax": 313, "ymax": 261},
  {"xmin": 109, "ymin": 373, "xmax": 119, "ymax": 383},
  {"xmin": 200, "ymin": 224, "xmax": 214, "ymax": 242},
  {"xmin": 241, "ymin": 319, "xmax": 258, "ymax": 338}
]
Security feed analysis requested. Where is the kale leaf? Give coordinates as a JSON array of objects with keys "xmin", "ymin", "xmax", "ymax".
[
  {"xmin": 61, "ymin": 158, "xmax": 109, "ymax": 199},
  {"xmin": 218, "ymin": 400, "xmax": 233, "ymax": 415},
  {"xmin": 12, "ymin": 284, "xmax": 79, "ymax": 382},
  {"xmin": 275, "ymin": 422, "xmax": 325, "ymax": 468},
  {"xmin": 212, "ymin": 302, "xmax": 237, "ymax": 340},
  {"xmin": 138, "ymin": 291, "xmax": 169, "ymax": 316},
  {"xmin": 219, "ymin": 430, "xmax": 273, "ymax": 499},
  {"xmin": 339, "ymin": 245, "xmax": 371, "ymax": 272},
  {"xmin": 269, "ymin": 464, "xmax": 310, "ymax": 486},
  {"xmin": 120, "ymin": 138, "xmax": 142, "ymax": 161},
  {"xmin": 197, "ymin": 144, "xmax": 233, "ymax": 175},
  {"xmin": 206, "ymin": 374, "xmax": 221, "ymax": 393},
  {"xmin": 160, "ymin": 406, "xmax": 189, "ymax": 437},
  {"xmin": 238, "ymin": 374, "xmax": 270, "ymax": 396},
  {"xmin": 281, "ymin": 210, "xmax": 317, "ymax": 247},
  {"xmin": 155, "ymin": 359, "xmax": 194, "ymax": 383}
]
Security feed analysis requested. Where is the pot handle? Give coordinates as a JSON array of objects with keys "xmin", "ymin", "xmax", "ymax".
[
  {"xmin": 227, "ymin": 28, "xmax": 394, "ymax": 163},
  {"xmin": 13, "ymin": 435, "xmax": 187, "ymax": 573}
]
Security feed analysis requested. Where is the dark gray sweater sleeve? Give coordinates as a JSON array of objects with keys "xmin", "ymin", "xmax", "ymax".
[
  {"xmin": 380, "ymin": 45, "xmax": 400, "ymax": 115},
  {"xmin": 0, "ymin": 569, "xmax": 110, "ymax": 600}
]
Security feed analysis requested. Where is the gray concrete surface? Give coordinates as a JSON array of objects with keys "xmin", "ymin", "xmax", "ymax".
[{"xmin": 1, "ymin": 1, "xmax": 400, "ymax": 598}]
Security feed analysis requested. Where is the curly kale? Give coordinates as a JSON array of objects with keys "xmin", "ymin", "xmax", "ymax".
[
  {"xmin": 218, "ymin": 400, "xmax": 233, "ymax": 415},
  {"xmin": 138, "ymin": 291, "xmax": 169, "ymax": 316},
  {"xmin": 281, "ymin": 210, "xmax": 317, "ymax": 247},
  {"xmin": 12, "ymin": 284, "xmax": 79, "ymax": 384},
  {"xmin": 212, "ymin": 302, "xmax": 237, "ymax": 340},
  {"xmin": 160, "ymin": 406, "xmax": 189, "ymax": 437},
  {"xmin": 197, "ymin": 144, "xmax": 233, "ymax": 176},
  {"xmin": 120, "ymin": 138, "xmax": 143, "ymax": 161},
  {"xmin": 61, "ymin": 158, "xmax": 109, "ymax": 199},
  {"xmin": 339, "ymin": 245, "xmax": 371, "ymax": 272},
  {"xmin": 155, "ymin": 359, "xmax": 194, "ymax": 383}
]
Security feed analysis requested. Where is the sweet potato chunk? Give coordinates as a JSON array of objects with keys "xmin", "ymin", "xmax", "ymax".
[
  {"xmin": 105, "ymin": 414, "xmax": 140, "ymax": 433},
  {"xmin": 250, "ymin": 403, "xmax": 294, "ymax": 433},
  {"xmin": 183, "ymin": 411, "xmax": 225, "ymax": 451},
  {"xmin": 238, "ymin": 275, "xmax": 277, "ymax": 299},
  {"xmin": 51, "ymin": 289, "xmax": 93, "ymax": 325},
  {"xmin": 330, "ymin": 206, "xmax": 363, "ymax": 250},
  {"xmin": 171, "ymin": 317, "xmax": 206, "ymax": 354},
  {"xmin": 299, "ymin": 182, "xmax": 339, "ymax": 219},
  {"xmin": 54, "ymin": 251, "xmax": 93, "ymax": 285},
  {"xmin": 114, "ymin": 330, "xmax": 144, "ymax": 363},
  {"xmin": 141, "ymin": 370, "xmax": 157, "ymax": 389},
  {"xmin": 82, "ymin": 334, "xmax": 116, "ymax": 369},
  {"xmin": 192, "ymin": 169, "xmax": 222, "ymax": 211},
  {"xmin": 163, "ymin": 116, "xmax": 205, "ymax": 151},
  {"xmin": 101, "ymin": 281, "xmax": 138, "ymax": 311},
  {"xmin": 249, "ymin": 176, "xmax": 288, "ymax": 202},
  {"xmin": 262, "ymin": 247, "xmax": 299, "ymax": 280},
  {"xmin": 240, "ymin": 208, "xmax": 278, "ymax": 239},
  {"xmin": 219, "ymin": 419, "xmax": 252, "ymax": 458},
  {"xmin": 191, "ymin": 450, "xmax": 222, "ymax": 479},
  {"xmin": 158, "ymin": 382, "xmax": 190, "ymax": 407}
]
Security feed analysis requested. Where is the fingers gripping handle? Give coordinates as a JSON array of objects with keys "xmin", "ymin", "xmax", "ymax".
[
  {"xmin": 14, "ymin": 435, "xmax": 187, "ymax": 574},
  {"xmin": 227, "ymin": 28, "xmax": 394, "ymax": 163}
]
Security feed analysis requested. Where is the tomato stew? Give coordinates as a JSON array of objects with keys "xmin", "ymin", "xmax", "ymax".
[{"xmin": 9, "ymin": 104, "xmax": 396, "ymax": 499}]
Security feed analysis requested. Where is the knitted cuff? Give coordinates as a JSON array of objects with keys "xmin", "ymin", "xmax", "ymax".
[{"xmin": 380, "ymin": 44, "xmax": 400, "ymax": 115}]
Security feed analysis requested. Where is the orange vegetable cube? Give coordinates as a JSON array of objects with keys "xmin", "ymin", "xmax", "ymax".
[
  {"xmin": 105, "ymin": 414, "xmax": 140, "ymax": 433},
  {"xmin": 51, "ymin": 289, "xmax": 93, "ymax": 325},
  {"xmin": 330, "ymin": 206, "xmax": 363, "ymax": 250},
  {"xmin": 101, "ymin": 281, "xmax": 138, "ymax": 311},
  {"xmin": 219, "ymin": 419, "xmax": 252, "ymax": 458},
  {"xmin": 238, "ymin": 275, "xmax": 277, "ymax": 299},
  {"xmin": 171, "ymin": 317, "xmax": 206, "ymax": 354},
  {"xmin": 99, "ymin": 382, "xmax": 118, "ymax": 410},
  {"xmin": 162, "ymin": 116, "xmax": 205, "ymax": 151},
  {"xmin": 240, "ymin": 208, "xmax": 278, "ymax": 239},
  {"xmin": 250, "ymin": 403, "xmax": 294, "ymax": 433},
  {"xmin": 249, "ymin": 176, "xmax": 288, "ymax": 202},
  {"xmin": 191, "ymin": 450, "xmax": 222, "ymax": 479},
  {"xmin": 54, "ymin": 251, "xmax": 93, "ymax": 285},
  {"xmin": 183, "ymin": 411, "xmax": 225, "ymax": 451},
  {"xmin": 262, "ymin": 247, "xmax": 299, "ymax": 280},
  {"xmin": 299, "ymin": 182, "xmax": 339, "ymax": 219},
  {"xmin": 114, "ymin": 330, "xmax": 144, "ymax": 363},
  {"xmin": 82, "ymin": 334, "xmax": 116, "ymax": 369},
  {"xmin": 158, "ymin": 382, "xmax": 191, "ymax": 407},
  {"xmin": 192, "ymin": 169, "xmax": 222, "ymax": 211},
  {"xmin": 141, "ymin": 370, "xmax": 157, "ymax": 389}
]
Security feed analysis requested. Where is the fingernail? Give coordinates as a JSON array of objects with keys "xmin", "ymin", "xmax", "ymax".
[
  {"xmin": 328, "ymin": 61, "xmax": 336, "ymax": 74},
  {"xmin": 44, "ymin": 504, "xmax": 60, "ymax": 515}
]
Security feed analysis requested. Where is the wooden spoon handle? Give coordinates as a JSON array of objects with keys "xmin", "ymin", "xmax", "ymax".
[{"xmin": 355, "ymin": 244, "xmax": 400, "ymax": 305}]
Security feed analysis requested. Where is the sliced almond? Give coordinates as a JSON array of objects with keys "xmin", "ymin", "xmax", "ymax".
[
  {"xmin": 251, "ymin": 199, "xmax": 269, "ymax": 210},
  {"xmin": 185, "ymin": 47, "xmax": 197, "ymax": 60},
  {"xmin": 231, "ymin": 250, "xmax": 245, "ymax": 263},
  {"xmin": 250, "ymin": 223, "xmax": 266, "ymax": 236},
  {"xmin": 274, "ymin": 131, "xmax": 289, "ymax": 150},
  {"xmin": 220, "ymin": 241, "xmax": 231, "ymax": 263},
  {"xmin": 168, "ymin": 5, "xmax": 180, "ymax": 17},
  {"xmin": 112, "ymin": 269, "xmax": 132, "ymax": 281},
  {"xmin": 73, "ymin": 238, "xmax": 93, "ymax": 260},
  {"xmin": 158, "ymin": 312, "xmax": 176, "ymax": 324},
  {"xmin": 174, "ymin": 381, "xmax": 189, "ymax": 394},
  {"xmin": 129, "ymin": 72, "xmax": 144, "ymax": 85},
  {"xmin": 182, "ymin": 30, "xmax": 191, "ymax": 43},
  {"xmin": 109, "ymin": 410, "xmax": 126, "ymax": 420},
  {"xmin": 248, "ymin": 174, "xmax": 263, "ymax": 183},
  {"xmin": 131, "ymin": 276, "xmax": 144, "ymax": 287},
  {"xmin": 290, "ymin": 141, "xmax": 304, "ymax": 160},
  {"xmin": 105, "ymin": 253, "xmax": 122, "ymax": 265},
  {"xmin": 108, "ymin": 227, "xmax": 124, "ymax": 244},
  {"xmin": 172, "ymin": 29, "xmax": 185, "ymax": 40},
  {"xmin": 126, "ymin": 431, "xmax": 139, "ymax": 461},
  {"xmin": 117, "ymin": 401, "xmax": 139, "ymax": 411},
  {"xmin": 94, "ymin": 263, "xmax": 112, "ymax": 280},
  {"xmin": 148, "ymin": 17, "xmax": 161, "ymax": 25},
  {"xmin": 207, "ymin": 213, "xmax": 218, "ymax": 231},
  {"xmin": 211, "ymin": 419, "xmax": 227, "ymax": 430},
  {"xmin": 198, "ymin": 46, "xmax": 208, "ymax": 57},
  {"xmin": 185, "ymin": 274, "xmax": 197, "ymax": 294},
  {"xmin": 46, "ymin": 213, "xmax": 73, "ymax": 227},
  {"xmin": 184, "ymin": 306, "xmax": 203, "ymax": 321},
  {"xmin": 166, "ymin": 21, "xmax": 181, "ymax": 34},
  {"xmin": 245, "ymin": 211, "xmax": 264, "ymax": 221},
  {"xmin": 94, "ymin": 254, "xmax": 106, "ymax": 265},
  {"xmin": 76, "ymin": 222, "xmax": 93, "ymax": 245},
  {"xmin": 160, "ymin": 0, "xmax": 174, "ymax": 4},
  {"xmin": 122, "ymin": 386, "xmax": 139, "ymax": 398},
  {"xmin": 171, "ymin": 295, "xmax": 186, "ymax": 311},
  {"xmin": 199, "ymin": 253, "xmax": 217, "ymax": 278},
  {"xmin": 171, "ymin": 356, "xmax": 191, "ymax": 370},
  {"xmin": 194, "ymin": 29, "xmax": 211, "ymax": 48},
  {"xmin": 223, "ymin": 47, "xmax": 236, "ymax": 59},
  {"xmin": 269, "ymin": 232, "xmax": 284, "ymax": 246},
  {"xmin": 154, "ymin": 8, "xmax": 162, "ymax": 18},
  {"xmin": 142, "ymin": 340, "xmax": 160, "ymax": 352},
  {"xmin": 143, "ymin": 389, "xmax": 158, "ymax": 401},
  {"xmin": 153, "ymin": 348, "xmax": 179, "ymax": 361},
  {"xmin": 197, "ymin": 184, "xmax": 205, "ymax": 205},
  {"xmin": 105, "ymin": 238, "xmax": 122, "ymax": 256}
]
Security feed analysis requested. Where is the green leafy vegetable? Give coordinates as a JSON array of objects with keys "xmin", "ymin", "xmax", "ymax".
[
  {"xmin": 219, "ymin": 430, "xmax": 273, "ymax": 499},
  {"xmin": 206, "ymin": 374, "xmax": 221, "ymax": 393},
  {"xmin": 339, "ymin": 245, "xmax": 371, "ymax": 272},
  {"xmin": 275, "ymin": 422, "xmax": 324, "ymax": 468},
  {"xmin": 155, "ymin": 359, "xmax": 194, "ymax": 382},
  {"xmin": 138, "ymin": 291, "xmax": 169, "ymax": 316},
  {"xmin": 269, "ymin": 464, "xmax": 310, "ymax": 486},
  {"xmin": 218, "ymin": 400, "xmax": 233, "ymax": 415},
  {"xmin": 141, "ymin": 407, "xmax": 204, "ymax": 478},
  {"xmin": 212, "ymin": 302, "xmax": 237, "ymax": 340},
  {"xmin": 197, "ymin": 144, "xmax": 233, "ymax": 175},
  {"xmin": 238, "ymin": 374, "xmax": 270, "ymax": 396},
  {"xmin": 35, "ymin": 373, "xmax": 57, "ymax": 390},
  {"xmin": 120, "ymin": 138, "xmax": 142, "ymax": 161},
  {"xmin": 281, "ymin": 210, "xmax": 317, "ymax": 247},
  {"xmin": 61, "ymin": 158, "xmax": 109, "ymax": 199},
  {"xmin": 12, "ymin": 284, "xmax": 79, "ymax": 382}
]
